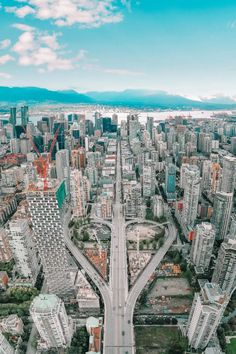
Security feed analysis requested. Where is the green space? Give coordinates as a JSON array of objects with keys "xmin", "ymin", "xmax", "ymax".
[
  {"xmin": 66, "ymin": 326, "xmax": 89, "ymax": 354},
  {"xmin": 0, "ymin": 287, "xmax": 39, "ymax": 317},
  {"xmin": 227, "ymin": 338, "xmax": 236, "ymax": 354},
  {"xmin": 135, "ymin": 326, "xmax": 188, "ymax": 354}
]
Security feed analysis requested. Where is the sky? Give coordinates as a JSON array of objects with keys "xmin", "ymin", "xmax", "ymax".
[{"xmin": 1, "ymin": 0, "xmax": 236, "ymax": 98}]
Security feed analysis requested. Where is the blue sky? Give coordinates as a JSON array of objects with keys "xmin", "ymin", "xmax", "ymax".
[{"xmin": 1, "ymin": 0, "xmax": 236, "ymax": 97}]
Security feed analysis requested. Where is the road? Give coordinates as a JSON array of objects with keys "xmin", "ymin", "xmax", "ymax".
[{"xmin": 65, "ymin": 140, "xmax": 177, "ymax": 354}]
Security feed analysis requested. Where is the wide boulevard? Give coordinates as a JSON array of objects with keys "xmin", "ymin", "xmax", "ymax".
[{"xmin": 66, "ymin": 140, "xmax": 177, "ymax": 354}]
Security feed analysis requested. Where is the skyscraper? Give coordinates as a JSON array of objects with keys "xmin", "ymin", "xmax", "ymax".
[
  {"xmin": 182, "ymin": 165, "xmax": 200, "ymax": 228},
  {"xmin": 27, "ymin": 180, "xmax": 74, "ymax": 297},
  {"xmin": 142, "ymin": 164, "xmax": 155, "ymax": 198},
  {"xmin": 56, "ymin": 149, "xmax": 70, "ymax": 195},
  {"xmin": 190, "ymin": 222, "xmax": 215, "ymax": 272},
  {"xmin": 187, "ymin": 283, "xmax": 229, "ymax": 350},
  {"xmin": 212, "ymin": 237, "xmax": 236, "ymax": 295},
  {"xmin": 211, "ymin": 191, "xmax": 233, "ymax": 240},
  {"xmin": 146, "ymin": 116, "xmax": 154, "ymax": 139},
  {"xmin": 9, "ymin": 107, "xmax": 16, "ymax": 126},
  {"xmin": 201, "ymin": 160, "xmax": 212, "ymax": 192},
  {"xmin": 21, "ymin": 105, "xmax": 29, "ymax": 126},
  {"xmin": 30, "ymin": 294, "xmax": 73, "ymax": 349},
  {"xmin": 53, "ymin": 121, "xmax": 65, "ymax": 150},
  {"xmin": 165, "ymin": 163, "xmax": 176, "ymax": 201},
  {"xmin": 220, "ymin": 155, "xmax": 236, "ymax": 193}
]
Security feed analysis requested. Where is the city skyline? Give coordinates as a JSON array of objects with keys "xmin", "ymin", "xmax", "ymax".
[{"xmin": 1, "ymin": 1, "xmax": 236, "ymax": 98}]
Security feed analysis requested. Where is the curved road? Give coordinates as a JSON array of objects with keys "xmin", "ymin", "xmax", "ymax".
[{"xmin": 65, "ymin": 141, "xmax": 177, "ymax": 354}]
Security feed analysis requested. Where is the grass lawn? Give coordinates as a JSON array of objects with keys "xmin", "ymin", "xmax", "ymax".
[
  {"xmin": 135, "ymin": 326, "xmax": 187, "ymax": 354},
  {"xmin": 227, "ymin": 338, "xmax": 236, "ymax": 354}
]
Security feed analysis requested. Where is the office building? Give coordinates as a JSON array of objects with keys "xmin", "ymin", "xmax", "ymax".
[
  {"xmin": 211, "ymin": 192, "xmax": 233, "ymax": 240},
  {"xmin": 21, "ymin": 105, "xmax": 29, "ymax": 126},
  {"xmin": 27, "ymin": 180, "xmax": 74, "ymax": 297},
  {"xmin": 212, "ymin": 237, "xmax": 236, "ymax": 295},
  {"xmin": 30, "ymin": 294, "xmax": 73, "ymax": 349},
  {"xmin": 146, "ymin": 116, "xmax": 154, "ymax": 139},
  {"xmin": 182, "ymin": 165, "xmax": 200, "ymax": 228},
  {"xmin": 53, "ymin": 121, "xmax": 65, "ymax": 150},
  {"xmin": 190, "ymin": 223, "xmax": 215, "ymax": 272},
  {"xmin": 9, "ymin": 107, "xmax": 16, "ymax": 126},
  {"xmin": 187, "ymin": 283, "xmax": 229, "ymax": 350},
  {"xmin": 56, "ymin": 149, "xmax": 70, "ymax": 194},
  {"xmin": 165, "ymin": 163, "xmax": 176, "ymax": 201}
]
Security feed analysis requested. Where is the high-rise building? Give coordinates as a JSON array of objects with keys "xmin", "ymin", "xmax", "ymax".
[
  {"xmin": 231, "ymin": 137, "xmax": 236, "ymax": 155},
  {"xmin": 190, "ymin": 223, "xmax": 215, "ymax": 272},
  {"xmin": 146, "ymin": 116, "xmax": 154, "ymax": 139},
  {"xmin": 56, "ymin": 149, "xmax": 70, "ymax": 194},
  {"xmin": 201, "ymin": 160, "xmax": 212, "ymax": 192},
  {"xmin": 30, "ymin": 294, "xmax": 73, "ymax": 349},
  {"xmin": 0, "ymin": 331, "xmax": 14, "ymax": 354},
  {"xmin": 187, "ymin": 283, "xmax": 229, "ymax": 350},
  {"xmin": 142, "ymin": 164, "xmax": 155, "ymax": 198},
  {"xmin": 8, "ymin": 216, "xmax": 39, "ymax": 283},
  {"xmin": 220, "ymin": 155, "xmax": 236, "ymax": 193},
  {"xmin": 128, "ymin": 114, "xmax": 140, "ymax": 141},
  {"xmin": 0, "ymin": 228, "xmax": 12, "ymax": 263},
  {"xmin": 125, "ymin": 182, "xmax": 143, "ymax": 218},
  {"xmin": 182, "ymin": 165, "xmax": 200, "ymax": 228},
  {"xmin": 53, "ymin": 121, "xmax": 65, "ymax": 150},
  {"xmin": 152, "ymin": 195, "xmax": 164, "ymax": 218},
  {"xmin": 211, "ymin": 192, "xmax": 233, "ymax": 240},
  {"xmin": 212, "ymin": 237, "xmax": 236, "ymax": 295},
  {"xmin": 180, "ymin": 163, "xmax": 190, "ymax": 189},
  {"xmin": 21, "ymin": 105, "xmax": 29, "ymax": 126},
  {"xmin": 9, "ymin": 107, "xmax": 16, "ymax": 126},
  {"xmin": 27, "ymin": 180, "xmax": 74, "ymax": 297},
  {"xmin": 165, "ymin": 163, "xmax": 176, "ymax": 201}
]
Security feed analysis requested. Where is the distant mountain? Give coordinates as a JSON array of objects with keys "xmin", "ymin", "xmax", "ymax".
[
  {"xmin": 1, "ymin": 86, "xmax": 236, "ymax": 109},
  {"xmin": 87, "ymin": 89, "xmax": 202, "ymax": 107},
  {"xmin": 86, "ymin": 89, "xmax": 236, "ymax": 109},
  {"xmin": 0, "ymin": 86, "xmax": 93, "ymax": 104}
]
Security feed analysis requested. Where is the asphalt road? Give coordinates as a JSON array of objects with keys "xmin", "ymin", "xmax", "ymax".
[{"xmin": 65, "ymin": 140, "xmax": 177, "ymax": 354}]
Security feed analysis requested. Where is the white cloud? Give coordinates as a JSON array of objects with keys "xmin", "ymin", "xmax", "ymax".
[
  {"xmin": 5, "ymin": 5, "xmax": 35, "ymax": 18},
  {"xmin": 0, "ymin": 72, "xmax": 12, "ymax": 79},
  {"xmin": 0, "ymin": 39, "xmax": 11, "ymax": 50},
  {"xmin": 12, "ymin": 26, "xmax": 83, "ymax": 71},
  {"xmin": 5, "ymin": 0, "xmax": 124, "ymax": 28},
  {"xmin": 12, "ymin": 23, "xmax": 35, "ymax": 32},
  {"xmin": 0, "ymin": 54, "xmax": 14, "ymax": 65}
]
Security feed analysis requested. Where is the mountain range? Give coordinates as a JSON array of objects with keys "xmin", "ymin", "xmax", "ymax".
[{"xmin": 0, "ymin": 86, "xmax": 236, "ymax": 109}]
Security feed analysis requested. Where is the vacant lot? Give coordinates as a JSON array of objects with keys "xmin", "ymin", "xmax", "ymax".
[
  {"xmin": 149, "ymin": 277, "xmax": 192, "ymax": 297},
  {"xmin": 135, "ymin": 326, "xmax": 187, "ymax": 354}
]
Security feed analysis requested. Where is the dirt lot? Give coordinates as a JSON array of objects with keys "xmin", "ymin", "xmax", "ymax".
[{"xmin": 149, "ymin": 277, "xmax": 192, "ymax": 297}]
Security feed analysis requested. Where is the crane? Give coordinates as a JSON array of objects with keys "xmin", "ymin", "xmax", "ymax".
[{"xmin": 22, "ymin": 123, "xmax": 62, "ymax": 190}]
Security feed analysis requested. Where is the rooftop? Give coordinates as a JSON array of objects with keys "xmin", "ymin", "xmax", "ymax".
[{"xmin": 30, "ymin": 294, "xmax": 60, "ymax": 313}]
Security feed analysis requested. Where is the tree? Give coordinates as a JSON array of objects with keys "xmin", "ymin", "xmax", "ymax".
[{"xmin": 159, "ymin": 238, "xmax": 164, "ymax": 247}]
